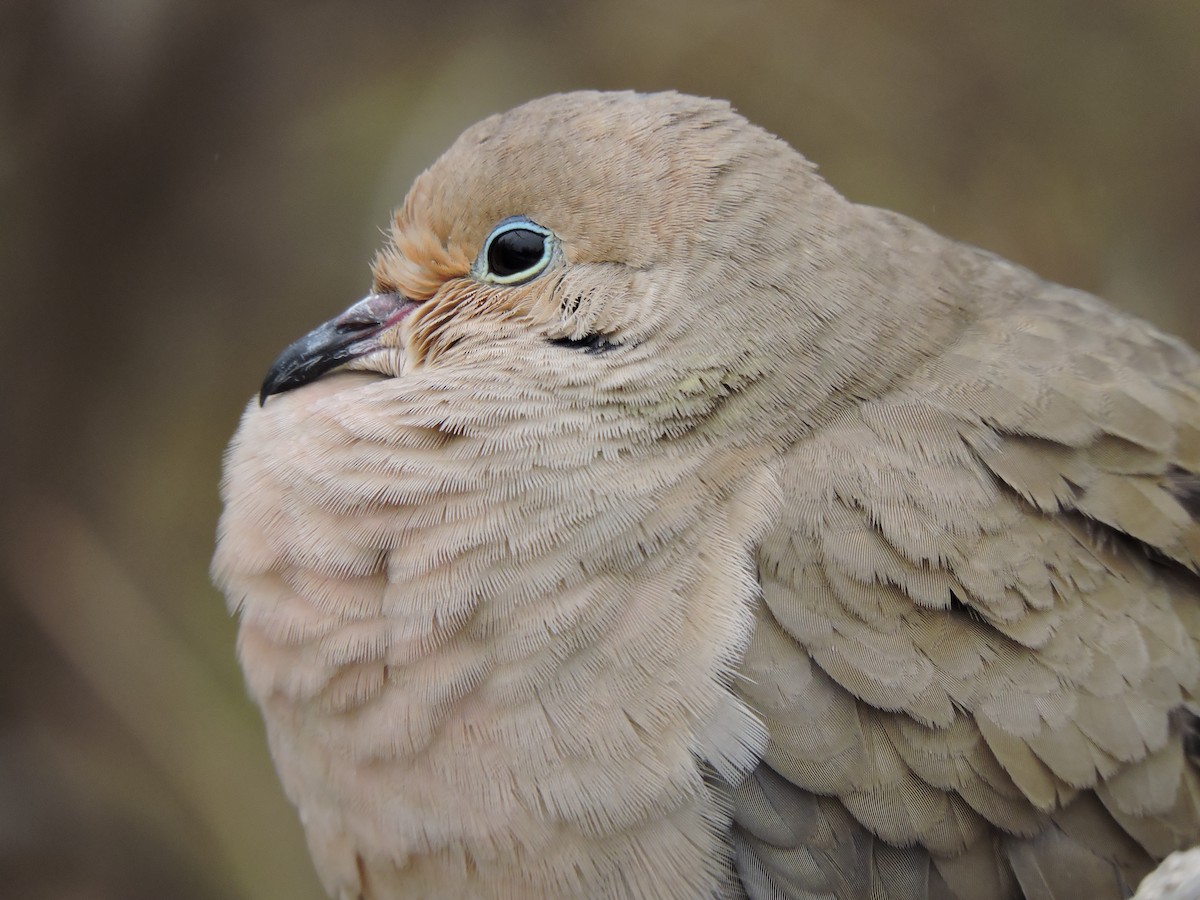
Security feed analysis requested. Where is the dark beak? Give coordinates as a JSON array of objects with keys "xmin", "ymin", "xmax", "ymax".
[{"xmin": 259, "ymin": 292, "xmax": 418, "ymax": 405}]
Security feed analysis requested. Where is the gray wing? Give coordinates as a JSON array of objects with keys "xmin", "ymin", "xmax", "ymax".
[{"xmin": 733, "ymin": 271, "xmax": 1200, "ymax": 899}]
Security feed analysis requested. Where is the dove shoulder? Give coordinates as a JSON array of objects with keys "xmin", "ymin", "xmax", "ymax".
[{"xmin": 735, "ymin": 225, "xmax": 1200, "ymax": 899}]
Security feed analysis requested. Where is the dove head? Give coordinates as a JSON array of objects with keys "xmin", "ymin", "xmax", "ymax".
[{"xmin": 257, "ymin": 90, "xmax": 945, "ymax": 449}]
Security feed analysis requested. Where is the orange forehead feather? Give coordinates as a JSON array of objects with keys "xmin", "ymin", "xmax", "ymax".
[{"xmin": 372, "ymin": 221, "xmax": 472, "ymax": 301}]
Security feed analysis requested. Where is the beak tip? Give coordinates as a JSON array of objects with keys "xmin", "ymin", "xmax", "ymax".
[
  {"xmin": 258, "ymin": 372, "xmax": 282, "ymax": 406},
  {"xmin": 256, "ymin": 292, "xmax": 413, "ymax": 404}
]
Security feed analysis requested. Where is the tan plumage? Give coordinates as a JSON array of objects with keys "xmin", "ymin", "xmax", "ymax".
[{"xmin": 211, "ymin": 91, "xmax": 1200, "ymax": 899}]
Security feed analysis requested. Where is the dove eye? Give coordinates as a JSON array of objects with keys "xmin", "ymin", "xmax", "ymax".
[{"xmin": 479, "ymin": 217, "xmax": 555, "ymax": 284}]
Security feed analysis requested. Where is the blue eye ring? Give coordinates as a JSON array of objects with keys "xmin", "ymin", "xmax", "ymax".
[{"xmin": 475, "ymin": 217, "xmax": 556, "ymax": 285}]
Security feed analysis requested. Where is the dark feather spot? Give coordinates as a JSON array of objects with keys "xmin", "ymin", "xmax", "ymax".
[
  {"xmin": 548, "ymin": 333, "xmax": 619, "ymax": 354},
  {"xmin": 1181, "ymin": 709, "xmax": 1200, "ymax": 764},
  {"xmin": 948, "ymin": 589, "xmax": 984, "ymax": 622},
  {"xmin": 1166, "ymin": 465, "xmax": 1200, "ymax": 523},
  {"xmin": 560, "ymin": 292, "xmax": 583, "ymax": 316}
]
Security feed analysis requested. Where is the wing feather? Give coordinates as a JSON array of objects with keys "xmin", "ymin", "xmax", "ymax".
[{"xmin": 734, "ymin": 270, "xmax": 1200, "ymax": 898}]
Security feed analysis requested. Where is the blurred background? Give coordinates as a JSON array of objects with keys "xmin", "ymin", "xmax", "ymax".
[{"xmin": 1, "ymin": 1, "xmax": 1197, "ymax": 897}]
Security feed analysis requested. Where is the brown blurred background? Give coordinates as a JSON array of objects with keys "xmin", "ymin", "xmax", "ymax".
[{"xmin": 1, "ymin": 1, "xmax": 1197, "ymax": 897}]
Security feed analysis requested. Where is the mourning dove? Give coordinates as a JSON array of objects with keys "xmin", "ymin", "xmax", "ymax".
[{"xmin": 212, "ymin": 91, "xmax": 1200, "ymax": 900}]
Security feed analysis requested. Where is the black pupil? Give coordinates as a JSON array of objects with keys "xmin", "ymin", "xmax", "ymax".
[{"xmin": 488, "ymin": 228, "xmax": 545, "ymax": 278}]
